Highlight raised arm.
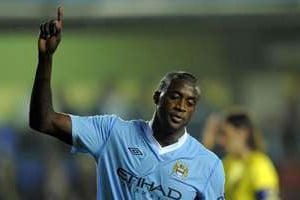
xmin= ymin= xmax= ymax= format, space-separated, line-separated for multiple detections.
xmin=29 ymin=7 xmax=72 ymax=145
xmin=202 ymin=114 xmax=222 ymax=150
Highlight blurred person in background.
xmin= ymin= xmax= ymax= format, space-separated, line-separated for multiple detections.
xmin=203 ymin=111 xmax=280 ymax=200
xmin=0 ymin=127 xmax=20 ymax=199
xmin=29 ymin=7 xmax=225 ymax=199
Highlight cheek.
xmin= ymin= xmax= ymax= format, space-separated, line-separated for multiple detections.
xmin=157 ymin=100 xmax=173 ymax=117
xmin=186 ymin=108 xmax=196 ymax=119
xmin=187 ymin=104 xmax=196 ymax=113
xmin=161 ymin=97 xmax=174 ymax=108
xmin=158 ymin=97 xmax=170 ymax=109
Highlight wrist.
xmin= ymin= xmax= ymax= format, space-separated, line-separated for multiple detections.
xmin=39 ymin=52 xmax=53 ymax=61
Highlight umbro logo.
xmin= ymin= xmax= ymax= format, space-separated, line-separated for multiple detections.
xmin=128 ymin=147 xmax=143 ymax=155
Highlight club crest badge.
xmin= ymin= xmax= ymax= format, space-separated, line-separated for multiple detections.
xmin=171 ymin=160 xmax=189 ymax=179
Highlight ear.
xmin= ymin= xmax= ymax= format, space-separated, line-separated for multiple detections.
xmin=153 ymin=91 xmax=160 ymax=105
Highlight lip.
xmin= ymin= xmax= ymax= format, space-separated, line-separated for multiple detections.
xmin=169 ymin=113 xmax=184 ymax=123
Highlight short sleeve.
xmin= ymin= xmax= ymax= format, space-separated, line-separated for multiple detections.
xmin=203 ymin=159 xmax=225 ymax=200
xmin=70 ymin=114 xmax=117 ymax=158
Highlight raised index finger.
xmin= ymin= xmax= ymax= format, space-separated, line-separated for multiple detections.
xmin=57 ymin=6 xmax=63 ymax=22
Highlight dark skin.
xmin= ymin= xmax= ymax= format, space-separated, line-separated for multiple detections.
xmin=29 ymin=7 xmax=200 ymax=147
xmin=152 ymin=79 xmax=200 ymax=147
xmin=29 ymin=7 xmax=72 ymax=144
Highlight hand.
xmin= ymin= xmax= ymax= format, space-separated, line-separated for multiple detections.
xmin=38 ymin=7 xmax=63 ymax=56
xmin=202 ymin=114 xmax=222 ymax=150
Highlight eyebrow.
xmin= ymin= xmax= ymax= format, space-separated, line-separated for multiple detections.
xmin=169 ymin=91 xmax=198 ymax=100
xmin=187 ymin=96 xmax=197 ymax=100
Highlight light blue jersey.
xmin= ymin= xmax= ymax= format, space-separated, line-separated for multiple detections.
xmin=70 ymin=114 xmax=225 ymax=200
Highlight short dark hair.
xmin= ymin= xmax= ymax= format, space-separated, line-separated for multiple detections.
xmin=225 ymin=112 xmax=263 ymax=151
xmin=157 ymin=71 xmax=201 ymax=96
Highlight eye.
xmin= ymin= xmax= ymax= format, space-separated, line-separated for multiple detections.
xmin=186 ymin=99 xmax=196 ymax=107
xmin=169 ymin=93 xmax=180 ymax=100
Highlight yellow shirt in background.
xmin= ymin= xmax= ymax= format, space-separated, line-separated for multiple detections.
xmin=223 ymin=151 xmax=279 ymax=200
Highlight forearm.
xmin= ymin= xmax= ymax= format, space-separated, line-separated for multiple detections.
xmin=29 ymin=53 xmax=55 ymax=132
xmin=202 ymin=129 xmax=216 ymax=150
xmin=202 ymin=115 xmax=221 ymax=150
xmin=29 ymin=7 xmax=72 ymax=144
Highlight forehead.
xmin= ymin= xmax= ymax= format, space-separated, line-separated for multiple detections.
xmin=166 ymin=79 xmax=198 ymax=97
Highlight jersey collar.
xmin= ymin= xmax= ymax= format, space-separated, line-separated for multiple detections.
xmin=146 ymin=120 xmax=188 ymax=155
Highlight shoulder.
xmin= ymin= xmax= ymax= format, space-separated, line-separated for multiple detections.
xmin=70 ymin=114 xmax=148 ymax=132
xmin=111 ymin=117 xmax=148 ymax=132
xmin=185 ymin=136 xmax=225 ymax=194
xmin=70 ymin=114 xmax=118 ymax=126
xmin=100 ymin=116 xmax=149 ymax=141
xmin=185 ymin=135 xmax=224 ymax=177
xmin=248 ymin=151 xmax=279 ymax=188
xmin=249 ymin=151 xmax=276 ymax=170
xmin=186 ymin=135 xmax=221 ymax=163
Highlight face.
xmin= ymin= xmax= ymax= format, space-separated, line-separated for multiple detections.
xmin=155 ymin=79 xmax=199 ymax=132
xmin=219 ymin=122 xmax=248 ymax=155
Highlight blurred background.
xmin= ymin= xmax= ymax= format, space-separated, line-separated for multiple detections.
xmin=0 ymin=0 xmax=300 ymax=199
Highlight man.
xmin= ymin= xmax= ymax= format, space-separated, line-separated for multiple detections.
xmin=29 ymin=7 xmax=225 ymax=200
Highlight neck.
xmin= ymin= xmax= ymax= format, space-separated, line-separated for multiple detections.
xmin=151 ymin=114 xmax=186 ymax=147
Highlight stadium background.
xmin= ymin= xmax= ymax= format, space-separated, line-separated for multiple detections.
xmin=0 ymin=0 xmax=300 ymax=199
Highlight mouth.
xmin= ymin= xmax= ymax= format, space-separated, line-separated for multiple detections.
xmin=169 ymin=113 xmax=184 ymax=124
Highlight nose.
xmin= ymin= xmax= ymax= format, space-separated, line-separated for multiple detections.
xmin=174 ymin=99 xmax=186 ymax=112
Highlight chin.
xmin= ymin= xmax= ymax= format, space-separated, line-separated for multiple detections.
xmin=167 ymin=121 xmax=186 ymax=132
